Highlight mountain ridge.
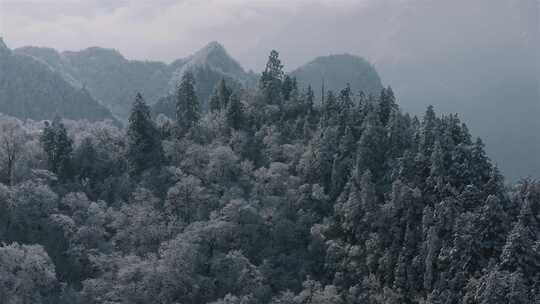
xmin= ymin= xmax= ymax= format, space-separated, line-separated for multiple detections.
xmin=0 ymin=40 xmax=117 ymax=123
xmin=15 ymin=41 xmax=384 ymax=123
xmin=15 ymin=41 xmax=258 ymax=121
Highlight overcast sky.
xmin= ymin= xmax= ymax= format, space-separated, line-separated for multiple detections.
xmin=0 ymin=0 xmax=382 ymax=71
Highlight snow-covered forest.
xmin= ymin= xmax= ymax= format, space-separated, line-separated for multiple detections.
xmin=0 ymin=49 xmax=539 ymax=304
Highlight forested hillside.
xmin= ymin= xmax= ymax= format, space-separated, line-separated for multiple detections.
xmin=0 ymin=50 xmax=538 ymax=304
xmin=0 ymin=39 xmax=116 ymax=122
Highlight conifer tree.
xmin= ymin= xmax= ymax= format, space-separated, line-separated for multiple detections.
xmin=127 ymin=93 xmax=164 ymax=175
xmin=176 ymin=71 xmax=200 ymax=133
xmin=356 ymin=112 xmax=386 ymax=182
xmin=281 ymin=75 xmax=296 ymax=101
xmin=74 ymin=137 xmax=97 ymax=184
xmin=40 ymin=116 xmax=73 ymax=181
xmin=500 ymin=200 xmax=540 ymax=281
xmin=209 ymin=78 xmax=232 ymax=113
xmin=378 ymin=87 xmax=397 ymax=127
xmin=305 ymin=85 xmax=315 ymax=115
xmin=226 ymin=92 xmax=244 ymax=131
xmin=420 ymin=105 xmax=438 ymax=155
xmin=337 ymin=85 xmax=354 ymax=130
xmin=321 ymin=91 xmax=339 ymax=127
xmin=260 ymin=50 xmax=284 ymax=105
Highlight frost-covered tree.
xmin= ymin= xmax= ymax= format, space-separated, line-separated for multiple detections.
xmin=0 ymin=118 xmax=25 ymax=185
xmin=0 ymin=243 xmax=58 ymax=304
xmin=41 ymin=116 xmax=74 ymax=181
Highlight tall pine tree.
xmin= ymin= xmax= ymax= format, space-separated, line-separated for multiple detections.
xmin=40 ymin=116 xmax=73 ymax=181
xmin=176 ymin=71 xmax=200 ymax=134
xmin=226 ymin=92 xmax=244 ymax=131
xmin=260 ymin=50 xmax=284 ymax=105
xmin=127 ymin=93 xmax=164 ymax=175
xmin=209 ymin=78 xmax=232 ymax=113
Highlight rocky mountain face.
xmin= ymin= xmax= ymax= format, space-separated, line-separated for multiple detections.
xmin=0 ymin=38 xmax=116 ymax=122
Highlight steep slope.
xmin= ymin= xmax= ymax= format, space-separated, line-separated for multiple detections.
xmin=17 ymin=46 xmax=171 ymax=120
xmin=151 ymin=42 xmax=257 ymax=118
xmin=152 ymin=64 xmax=247 ymax=119
xmin=0 ymin=39 xmax=116 ymax=122
xmin=158 ymin=42 xmax=257 ymax=114
xmin=291 ymin=54 xmax=383 ymax=99
xmin=169 ymin=41 xmax=256 ymax=90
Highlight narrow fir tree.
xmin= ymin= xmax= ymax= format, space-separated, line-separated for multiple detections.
xmin=127 ymin=93 xmax=164 ymax=175
xmin=176 ymin=71 xmax=200 ymax=133
xmin=40 ymin=116 xmax=73 ymax=181
xmin=378 ymin=87 xmax=397 ymax=127
xmin=226 ymin=92 xmax=244 ymax=131
xmin=260 ymin=50 xmax=284 ymax=105
xmin=209 ymin=78 xmax=232 ymax=113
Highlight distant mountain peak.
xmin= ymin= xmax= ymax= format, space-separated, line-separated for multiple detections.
xmin=291 ymin=54 xmax=383 ymax=99
xmin=191 ymin=41 xmax=233 ymax=65
xmin=169 ymin=41 xmax=249 ymax=90
xmin=205 ymin=41 xmax=225 ymax=51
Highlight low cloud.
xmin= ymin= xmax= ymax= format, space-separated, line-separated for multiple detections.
xmin=0 ymin=0 xmax=372 ymax=69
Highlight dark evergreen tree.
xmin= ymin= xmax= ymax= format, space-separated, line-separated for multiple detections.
xmin=260 ymin=50 xmax=284 ymax=105
xmin=378 ymin=87 xmax=397 ymax=127
xmin=500 ymin=199 xmax=540 ymax=281
xmin=209 ymin=78 xmax=232 ymax=113
xmin=226 ymin=92 xmax=244 ymax=131
xmin=74 ymin=137 xmax=98 ymax=184
xmin=420 ymin=105 xmax=438 ymax=156
xmin=355 ymin=112 xmax=386 ymax=182
xmin=321 ymin=91 xmax=339 ymax=127
xmin=281 ymin=75 xmax=297 ymax=101
xmin=176 ymin=71 xmax=200 ymax=133
xmin=127 ymin=93 xmax=164 ymax=175
xmin=40 ymin=116 xmax=73 ymax=181
xmin=306 ymin=85 xmax=315 ymax=113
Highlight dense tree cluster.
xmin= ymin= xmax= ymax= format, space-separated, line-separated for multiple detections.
xmin=0 ymin=50 xmax=538 ymax=304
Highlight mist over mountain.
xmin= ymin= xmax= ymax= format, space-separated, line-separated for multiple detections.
xmin=16 ymin=42 xmax=257 ymax=121
xmin=153 ymin=51 xmax=382 ymax=119
xmin=0 ymin=38 xmax=115 ymax=122
xmin=370 ymin=0 xmax=540 ymax=180
xmin=16 ymin=46 xmax=173 ymax=121
xmin=290 ymin=54 xmax=383 ymax=98
xmin=151 ymin=42 xmax=258 ymax=119
xmin=241 ymin=0 xmax=539 ymax=180
xmin=168 ymin=41 xmax=257 ymax=90
xmin=18 ymin=41 xmax=383 ymax=124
